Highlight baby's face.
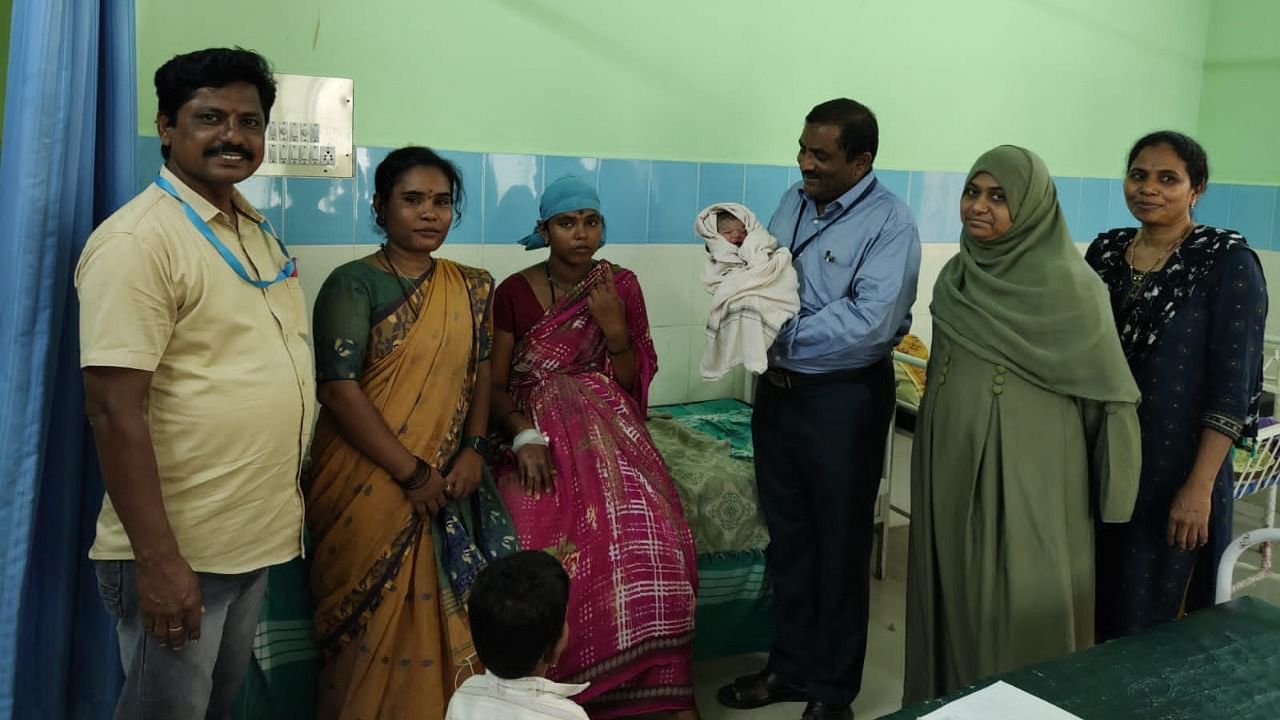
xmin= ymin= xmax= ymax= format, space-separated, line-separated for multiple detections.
xmin=717 ymin=217 xmax=747 ymax=245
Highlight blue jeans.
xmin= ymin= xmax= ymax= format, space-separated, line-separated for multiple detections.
xmin=96 ymin=560 xmax=268 ymax=720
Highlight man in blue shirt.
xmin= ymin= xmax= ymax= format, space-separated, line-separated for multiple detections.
xmin=718 ymin=99 xmax=920 ymax=720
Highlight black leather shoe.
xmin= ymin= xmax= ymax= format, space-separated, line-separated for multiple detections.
xmin=801 ymin=700 xmax=853 ymax=720
xmin=716 ymin=669 xmax=808 ymax=709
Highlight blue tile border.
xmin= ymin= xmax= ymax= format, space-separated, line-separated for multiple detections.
xmin=282 ymin=176 xmax=355 ymax=245
xmin=133 ymin=137 xmax=1280 ymax=250
xmin=438 ymin=150 xmax=484 ymax=245
xmin=648 ymin=161 xmax=699 ymax=244
xmin=1105 ymin=179 xmax=1136 ymax=231
xmin=876 ymin=169 xmax=910 ymax=206
xmin=484 ymin=153 xmax=541 ymax=248
xmin=236 ymin=176 xmax=285 ymax=237
xmin=1053 ymin=177 xmax=1082 ymax=240
xmin=544 ymin=156 xmax=600 ymax=190
xmin=598 ymin=158 xmax=650 ymax=244
xmin=1228 ymin=185 xmax=1277 ymax=252
xmin=697 ymin=163 xmax=746 ymax=209
xmin=910 ymin=171 xmax=966 ymax=244
xmin=1077 ymin=177 xmax=1113 ymax=241
xmin=744 ymin=165 xmax=789 ymax=222
xmin=352 ymin=145 xmax=391 ymax=246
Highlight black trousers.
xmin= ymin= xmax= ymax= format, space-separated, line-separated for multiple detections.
xmin=751 ymin=359 xmax=894 ymax=706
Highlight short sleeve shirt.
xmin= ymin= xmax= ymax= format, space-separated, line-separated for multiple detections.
xmin=75 ymin=166 xmax=315 ymax=573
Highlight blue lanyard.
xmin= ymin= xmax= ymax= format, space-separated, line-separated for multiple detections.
xmin=790 ymin=178 xmax=878 ymax=259
xmin=155 ymin=175 xmax=296 ymax=289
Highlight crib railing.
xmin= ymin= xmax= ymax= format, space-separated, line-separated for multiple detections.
xmin=1262 ymin=334 xmax=1280 ymax=394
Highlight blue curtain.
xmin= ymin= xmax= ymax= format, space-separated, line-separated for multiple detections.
xmin=0 ymin=1 xmax=136 ymax=718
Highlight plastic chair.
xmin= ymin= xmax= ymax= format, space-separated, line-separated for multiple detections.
xmin=1215 ymin=528 xmax=1280 ymax=603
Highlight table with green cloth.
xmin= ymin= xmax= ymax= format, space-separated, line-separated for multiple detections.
xmin=646 ymin=398 xmax=775 ymax=660
xmin=882 ymin=596 xmax=1280 ymax=719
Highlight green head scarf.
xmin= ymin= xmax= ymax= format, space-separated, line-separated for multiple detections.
xmin=931 ymin=145 xmax=1139 ymax=403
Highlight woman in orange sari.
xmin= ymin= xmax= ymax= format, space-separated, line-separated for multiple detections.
xmin=306 ymin=146 xmax=516 ymax=719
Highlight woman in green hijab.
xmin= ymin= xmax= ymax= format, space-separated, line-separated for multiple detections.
xmin=903 ymin=145 xmax=1142 ymax=702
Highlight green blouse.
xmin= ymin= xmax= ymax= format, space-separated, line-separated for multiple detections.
xmin=312 ymin=258 xmax=492 ymax=381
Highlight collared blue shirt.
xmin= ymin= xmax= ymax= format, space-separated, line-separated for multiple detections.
xmin=766 ymin=171 xmax=921 ymax=373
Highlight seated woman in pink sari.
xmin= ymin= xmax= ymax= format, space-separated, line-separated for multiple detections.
xmin=489 ymin=176 xmax=700 ymax=719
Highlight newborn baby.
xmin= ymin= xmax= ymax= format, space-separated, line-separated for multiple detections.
xmin=716 ymin=211 xmax=748 ymax=246
xmin=694 ymin=203 xmax=800 ymax=379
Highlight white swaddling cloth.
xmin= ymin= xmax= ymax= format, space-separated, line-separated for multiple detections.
xmin=696 ymin=203 xmax=800 ymax=379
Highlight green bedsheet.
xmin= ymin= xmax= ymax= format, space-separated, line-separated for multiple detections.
xmin=646 ymin=414 xmax=768 ymax=554
xmin=647 ymin=399 xmax=774 ymax=660
xmin=655 ymin=397 xmax=756 ymax=461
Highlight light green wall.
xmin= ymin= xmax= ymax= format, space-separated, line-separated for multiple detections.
xmin=1199 ymin=0 xmax=1280 ymax=185
xmin=1 ymin=0 xmax=11 ymax=144
xmin=136 ymin=0 xmax=1209 ymax=176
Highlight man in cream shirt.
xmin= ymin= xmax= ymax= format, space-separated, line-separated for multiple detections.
xmin=76 ymin=47 xmax=314 ymax=718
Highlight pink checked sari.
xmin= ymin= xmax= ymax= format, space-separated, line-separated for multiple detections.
xmin=497 ymin=262 xmax=698 ymax=718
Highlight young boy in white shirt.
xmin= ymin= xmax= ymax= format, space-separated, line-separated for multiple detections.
xmin=446 ymin=551 xmax=588 ymax=720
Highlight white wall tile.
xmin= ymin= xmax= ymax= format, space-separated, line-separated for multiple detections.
xmin=618 ymin=245 xmax=699 ymax=328
xmin=909 ymin=310 xmax=934 ymax=349
xmin=912 ymin=243 xmax=957 ymax=315
xmin=649 ymin=325 xmax=691 ymax=406
xmin=686 ymin=250 xmax=716 ymax=326
xmin=594 ymin=245 xmax=645 ymax=267
xmin=595 ymin=245 xmax=647 ymax=282
xmin=433 ymin=244 xmax=484 ymax=268
xmin=684 ymin=325 xmax=745 ymax=402
xmin=902 ymin=244 xmax=956 ymax=349
xmin=687 ymin=282 xmax=715 ymax=329
xmin=294 ymin=245 xmax=358 ymax=323
xmin=739 ymin=372 xmax=758 ymax=404
xmin=481 ymin=244 xmax=539 ymax=286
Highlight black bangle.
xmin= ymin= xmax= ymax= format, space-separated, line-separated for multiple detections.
xmin=396 ymin=457 xmax=432 ymax=490
xmin=607 ymin=339 xmax=633 ymax=356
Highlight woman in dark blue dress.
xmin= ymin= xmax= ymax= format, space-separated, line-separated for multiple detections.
xmin=1086 ymin=130 xmax=1268 ymax=640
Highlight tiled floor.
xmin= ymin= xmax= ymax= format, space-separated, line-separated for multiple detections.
xmin=692 ymin=529 xmax=911 ymax=720
xmin=686 ymin=432 xmax=1280 ymax=720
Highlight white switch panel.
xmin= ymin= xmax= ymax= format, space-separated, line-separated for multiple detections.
xmin=257 ymin=73 xmax=354 ymax=178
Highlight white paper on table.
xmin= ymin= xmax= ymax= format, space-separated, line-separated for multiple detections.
xmin=919 ymin=681 xmax=1083 ymax=719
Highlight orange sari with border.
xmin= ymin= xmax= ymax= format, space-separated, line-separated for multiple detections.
xmin=306 ymin=259 xmax=494 ymax=720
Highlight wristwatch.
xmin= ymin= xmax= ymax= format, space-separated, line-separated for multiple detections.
xmin=461 ymin=435 xmax=492 ymax=456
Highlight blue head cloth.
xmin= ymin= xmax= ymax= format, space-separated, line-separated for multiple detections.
xmin=518 ymin=175 xmax=607 ymax=250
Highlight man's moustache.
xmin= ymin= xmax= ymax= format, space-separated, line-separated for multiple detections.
xmin=205 ymin=145 xmax=252 ymax=159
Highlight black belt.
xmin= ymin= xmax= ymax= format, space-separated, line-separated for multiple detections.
xmin=762 ymin=358 xmax=888 ymax=389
